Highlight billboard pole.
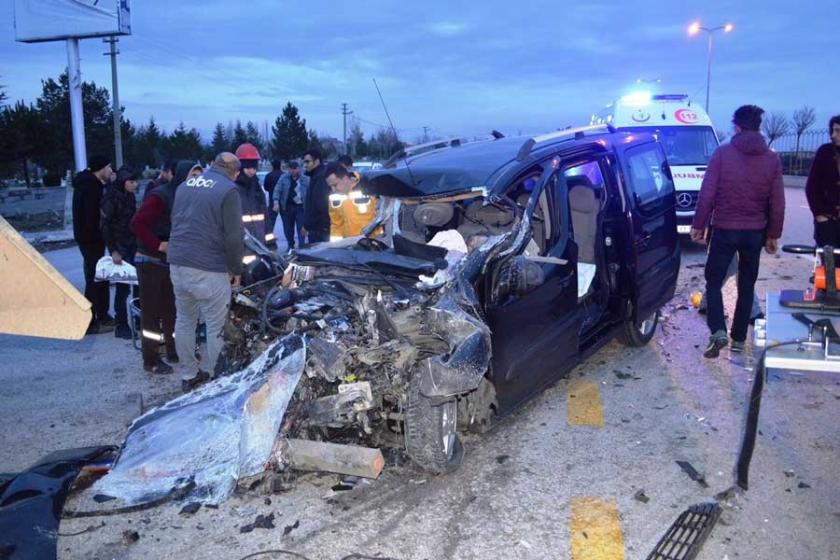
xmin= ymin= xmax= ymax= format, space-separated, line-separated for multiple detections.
xmin=104 ymin=36 xmax=123 ymax=169
xmin=66 ymin=37 xmax=87 ymax=172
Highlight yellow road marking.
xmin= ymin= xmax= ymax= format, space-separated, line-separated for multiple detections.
xmin=570 ymin=497 xmax=625 ymax=560
xmin=567 ymin=380 xmax=604 ymax=427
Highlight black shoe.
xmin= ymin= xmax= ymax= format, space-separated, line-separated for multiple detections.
xmin=85 ymin=321 xmax=101 ymax=335
xmin=144 ymin=361 xmax=174 ymax=375
xmin=181 ymin=370 xmax=210 ymax=392
xmin=166 ymin=353 xmax=180 ymax=364
xmin=97 ymin=319 xmax=116 ymax=333
xmin=704 ymin=331 xmax=729 ymax=359
xmin=114 ymin=325 xmax=132 ymax=339
xmin=730 ymin=339 xmax=746 ymax=353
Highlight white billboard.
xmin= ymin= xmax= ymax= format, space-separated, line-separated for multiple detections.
xmin=14 ymin=0 xmax=131 ymax=43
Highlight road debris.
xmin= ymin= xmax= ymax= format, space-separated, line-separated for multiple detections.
xmin=647 ymin=503 xmax=721 ymax=560
xmin=633 ymin=489 xmax=650 ymax=504
xmin=121 ymin=530 xmax=140 ymax=545
xmin=240 ymin=513 xmax=276 ymax=533
xmin=676 ymin=460 xmax=709 ymax=488
xmin=179 ymin=502 xmax=201 ymax=516
xmin=283 ymin=520 xmax=300 ymax=536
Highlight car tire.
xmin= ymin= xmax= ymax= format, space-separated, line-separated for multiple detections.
xmin=618 ymin=309 xmax=659 ymax=347
xmin=405 ymin=373 xmax=464 ymax=474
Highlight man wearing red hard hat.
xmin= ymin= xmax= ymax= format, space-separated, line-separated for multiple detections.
xmin=234 ymin=143 xmax=271 ymax=245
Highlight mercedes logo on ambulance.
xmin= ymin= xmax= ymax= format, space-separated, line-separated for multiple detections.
xmin=676 ymin=192 xmax=693 ymax=208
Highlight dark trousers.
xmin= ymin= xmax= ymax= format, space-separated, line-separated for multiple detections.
xmin=114 ymin=249 xmax=137 ymax=328
xmin=78 ymin=241 xmax=109 ymax=322
xmin=705 ymin=229 xmax=765 ymax=342
xmin=306 ymin=226 xmax=330 ymax=245
xmin=137 ymin=260 xmax=177 ymax=366
xmin=814 ymin=218 xmax=840 ymax=247
xmin=281 ymin=203 xmax=305 ymax=249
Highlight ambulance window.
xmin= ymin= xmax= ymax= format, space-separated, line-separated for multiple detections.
xmin=623 ymin=143 xmax=674 ymax=206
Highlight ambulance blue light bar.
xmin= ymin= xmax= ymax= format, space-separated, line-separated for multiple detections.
xmin=652 ymin=94 xmax=689 ymax=101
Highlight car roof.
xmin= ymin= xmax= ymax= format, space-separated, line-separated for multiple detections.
xmin=364 ymin=129 xmax=652 ymax=198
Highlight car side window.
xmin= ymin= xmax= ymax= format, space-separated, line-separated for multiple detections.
xmin=623 ymin=143 xmax=674 ymax=207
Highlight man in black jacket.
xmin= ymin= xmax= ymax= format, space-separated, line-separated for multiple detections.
xmin=72 ymin=155 xmax=114 ymax=334
xmin=234 ymin=143 xmax=270 ymax=244
xmin=101 ymin=167 xmax=140 ymax=339
xmin=264 ymin=159 xmax=283 ymax=234
xmin=302 ymin=148 xmax=331 ymax=244
xmin=805 ymin=115 xmax=840 ymax=246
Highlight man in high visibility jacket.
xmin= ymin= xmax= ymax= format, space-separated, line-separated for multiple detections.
xmin=324 ymin=162 xmax=377 ymax=240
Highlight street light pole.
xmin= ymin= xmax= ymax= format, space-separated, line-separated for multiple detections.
xmin=688 ymin=22 xmax=734 ymax=114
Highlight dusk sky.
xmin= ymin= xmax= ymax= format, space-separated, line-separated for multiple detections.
xmin=1 ymin=1 xmax=837 ymax=143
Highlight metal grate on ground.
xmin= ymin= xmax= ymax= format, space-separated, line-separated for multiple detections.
xmin=646 ymin=502 xmax=722 ymax=560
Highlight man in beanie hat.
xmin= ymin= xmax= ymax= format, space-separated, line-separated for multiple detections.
xmin=234 ymin=143 xmax=270 ymax=244
xmin=73 ymin=154 xmax=115 ymax=335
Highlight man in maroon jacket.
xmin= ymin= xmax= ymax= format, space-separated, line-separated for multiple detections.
xmin=690 ymin=105 xmax=785 ymax=358
xmin=805 ymin=115 xmax=840 ymax=246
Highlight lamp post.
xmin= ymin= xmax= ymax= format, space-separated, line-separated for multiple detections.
xmin=688 ymin=21 xmax=734 ymax=113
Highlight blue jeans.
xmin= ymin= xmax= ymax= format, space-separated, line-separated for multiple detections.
xmin=280 ymin=203 xmax=306 ymax=249
xmin=704 ymin=229 xmax=764 ymax=342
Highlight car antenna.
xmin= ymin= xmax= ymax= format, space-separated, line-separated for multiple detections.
xmin=373 ymin=78 xmax=417 ymax=186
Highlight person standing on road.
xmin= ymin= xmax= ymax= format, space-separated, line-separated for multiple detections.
xmin=805 ymin=115 xmax=840 ymax=246
xmin=263 ymin=159 xmax=283 ymax=234
xmin=167 ymin=153 xmax=245 ymax=389
xmin=338 ymin=154 xmax=353 ymax=170
xmin=100 ymin=166 xmax=140 ymax=340
xmin=690 ymin=105 xmax=785 ymax=358
xmin=234 ymin=143 xmax=270 ymax=244
xmin=324 ymin=162 xmax=378 ymax=239
xmin=131 ymin=160 xmax=194 ymax=375
xmin=72 ymin=154 xmax=115 ymax=335
xmin=142 ymin=158 xmax=177 ymax=201
xmin=272 ymin=160 xmax=308 ymax=250
xmin=301 ymin=149 xmax=331 ymax=244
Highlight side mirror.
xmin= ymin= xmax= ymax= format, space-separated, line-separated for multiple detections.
xmin=661 ymin=161 xmax=673 ymax=182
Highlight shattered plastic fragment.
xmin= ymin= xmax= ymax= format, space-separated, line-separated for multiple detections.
xmin=95 ymin=336 xmax=305 ymax=506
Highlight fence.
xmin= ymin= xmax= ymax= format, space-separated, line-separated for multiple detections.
xmin=770 ymin=130 xmax=829 ymax=176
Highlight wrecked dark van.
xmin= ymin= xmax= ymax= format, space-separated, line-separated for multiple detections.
xmin=263 ymin=125 xmax=680 ymax=472
xmin=97 ymin=126 xmax=681 ymax=505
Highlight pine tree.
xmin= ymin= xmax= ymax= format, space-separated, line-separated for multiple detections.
xmin=244 ymin=121 xmax=264 ymax=155
xmin=271 ymin=102 xmax=309 ymax=161
xmin=232 ymin=120 xmax=248 ymax=149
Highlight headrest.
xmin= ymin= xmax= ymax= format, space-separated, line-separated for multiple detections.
xmin=465 ymin=201 xmax=513 ymax=227
xmin=569 ymin=185 xmax=598 ymax=213
xmin=414 ymin=203 xmax=454 ymax=227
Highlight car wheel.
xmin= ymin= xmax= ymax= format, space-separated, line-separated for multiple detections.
xmin=405 ymin=373 xmax=464 ymax=474
xmin=619 ymin=309 xmax=659 ymax=347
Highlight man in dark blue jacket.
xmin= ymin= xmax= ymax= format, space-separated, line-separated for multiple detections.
xmin=301 ymin=148 xmax=331 ymax=244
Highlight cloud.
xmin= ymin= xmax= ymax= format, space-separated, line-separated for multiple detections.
xmin=428 ymin=21 xmax=468 ymax=37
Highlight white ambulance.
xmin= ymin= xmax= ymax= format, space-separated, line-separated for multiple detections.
xmin=591 ymin=93 xmax=719 ymax=234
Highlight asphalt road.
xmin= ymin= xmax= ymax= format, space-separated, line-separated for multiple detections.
xmin=1 ymin=187 xmax=837 ymax=560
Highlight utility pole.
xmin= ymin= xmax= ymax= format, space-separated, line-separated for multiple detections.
xmin=341 ymin=103 xmax=353 ymax=155
xmin=103 ymin=36 xmax=123 ymax=169
xmin=422 ymin=126 xmax=430 ymax=143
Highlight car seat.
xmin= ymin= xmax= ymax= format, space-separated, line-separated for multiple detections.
xmin=569 ymin=177 xmax=600 ymax=298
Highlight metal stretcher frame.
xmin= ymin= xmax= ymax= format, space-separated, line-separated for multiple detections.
xmin=754 ymin=292 xmax=840 ymax=373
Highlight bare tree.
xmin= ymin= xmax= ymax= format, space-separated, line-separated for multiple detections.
xmin=762 ymin=112 xmax=790 ymax=147
xmin=792 ymin=106 xmax=816 ymax=154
